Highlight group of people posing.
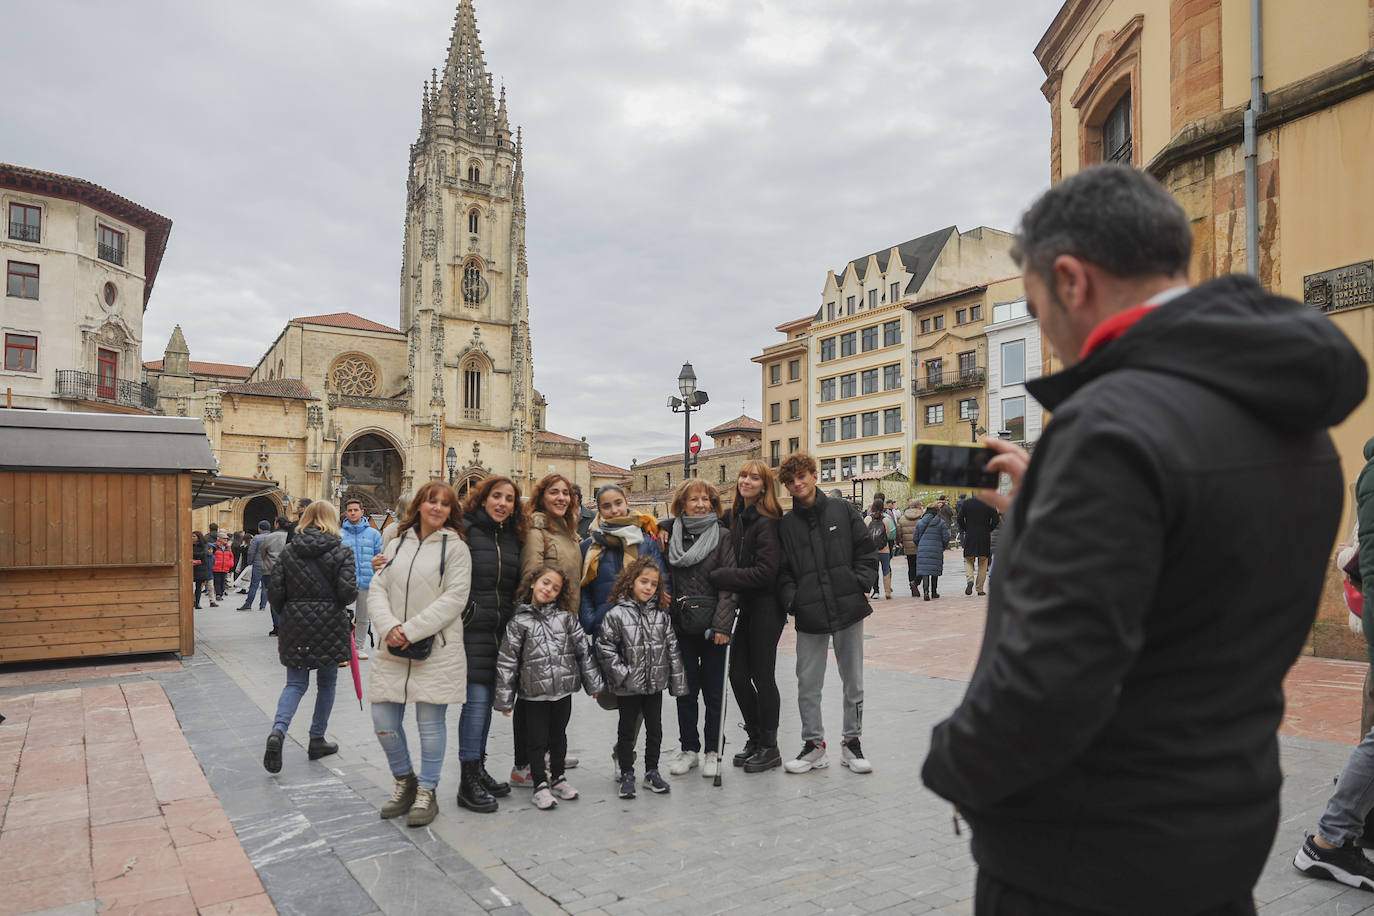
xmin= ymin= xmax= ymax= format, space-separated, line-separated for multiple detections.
xmin=255 ymin=452 xmax=885 ymax=825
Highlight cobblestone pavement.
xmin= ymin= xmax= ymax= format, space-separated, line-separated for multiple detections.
xmin=6 ymin=550 xmax=1373 ymax=914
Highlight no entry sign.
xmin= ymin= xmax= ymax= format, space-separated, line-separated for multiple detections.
xmin=689 ymin=434 xmax=701 ymax=455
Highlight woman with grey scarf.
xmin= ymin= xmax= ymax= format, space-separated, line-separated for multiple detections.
xmin=660 ymin=479 xmax=738 ymax=779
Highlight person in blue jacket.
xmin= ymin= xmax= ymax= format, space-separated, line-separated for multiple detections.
xmin=340 ymin=498 xmax=384 ymax=658
xmin=579 ymin=484 xmax=667 ymax=636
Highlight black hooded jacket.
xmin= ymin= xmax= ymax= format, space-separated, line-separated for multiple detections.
xmin=921 ymin=275 xmax=1367 ymax=914
xmin=777 ymin=490 xmax=877 ymax=635
xmin=268 ymin=527 xmax=357 ymax=669
xmin=461 ymin=508 xmax=522 ymax=685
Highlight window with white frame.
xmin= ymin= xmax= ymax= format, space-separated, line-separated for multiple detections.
xmin=883 ymin=364 xmax=901 ymax=390
xmin=1003 ymin=396 xmax=1027 ymax=440
xmin=820 ymin=378 xmax=835 ymax=401
xmin=840 ymin=374 xmax=856 ymax=398
xmin=862 ymin=453 xmax=879 ymax=472
xmin=840 ymin=415 xmax=856 ymax=440
xmin=925 ymin=404 xmax=944 ymax=425
xmin=861 ymin=412 xmax=878 ymax=437
xmin=861 ymin=368 xmax=877 ymax=395
xmin=820 ymin=418 xmax=836 ymax=442
xmin=820 ymin=458 xmax=836 ymax=481
xmin=1002 ymin=339 xmax=1026 ymax=385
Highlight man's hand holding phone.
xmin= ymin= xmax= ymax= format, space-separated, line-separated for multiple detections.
xmin=979 ymin=438 xmax=1030 ymax=514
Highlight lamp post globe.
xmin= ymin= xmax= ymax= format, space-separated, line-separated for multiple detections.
xmin=969 ymin=399 xmax=980 ymax=443
xmin=445 ymin=446 xmax=458 ymax=485
xmin=678 ymin=362 xmax=697 ymax=400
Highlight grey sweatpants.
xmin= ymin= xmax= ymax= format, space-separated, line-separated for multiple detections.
xmin=795 ymin=619 xmax=865 ymax=743
xmin=1318 ymin=717 xmax=1374 ymax=845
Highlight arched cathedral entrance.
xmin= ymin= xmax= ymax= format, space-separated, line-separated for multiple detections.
xmin=242 ymin=494 xmax=279 ymax=533
xmin=341 ymin=433 xmax=404 ymax=513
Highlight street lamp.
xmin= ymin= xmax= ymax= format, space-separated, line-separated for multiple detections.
xmin=445 ymin=446 xmax=458 ymax=485
xmin=668 ymin=361 xmax=709 ymax=482
xmin=968 ymin=399 xmax=980 ymax=443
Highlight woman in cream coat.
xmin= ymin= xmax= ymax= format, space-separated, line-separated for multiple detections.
xmin=368 ymin=481 xmax=472 ymax=827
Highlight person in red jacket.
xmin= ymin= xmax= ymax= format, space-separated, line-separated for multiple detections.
xmin=212 ymin=532 xmax=235 ymax=603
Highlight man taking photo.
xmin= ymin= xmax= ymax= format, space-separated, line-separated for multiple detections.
xmin=921 ymin=164 xmax=1366 ymax=914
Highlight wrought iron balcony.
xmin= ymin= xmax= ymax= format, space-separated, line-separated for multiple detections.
xmin=55 ymin=370 xmax=157 ymax=410
xmin=8 ymin=221 xmax=39 ymax=242
xmin=98 ymin=242 xmax=124 ymax=266
xmin=912 ymin=366 xmax=986 ymax=395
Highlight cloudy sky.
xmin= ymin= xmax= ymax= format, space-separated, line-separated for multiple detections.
xmin=6 ymin=0 xmax=1061 ymax=469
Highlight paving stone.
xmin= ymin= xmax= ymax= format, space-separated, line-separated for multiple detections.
xmin=346 ymin=849 xmax=487 ymax=915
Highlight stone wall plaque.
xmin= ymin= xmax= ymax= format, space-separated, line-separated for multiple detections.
xmin=1304 ymin=261 xmax=1374 ymax=313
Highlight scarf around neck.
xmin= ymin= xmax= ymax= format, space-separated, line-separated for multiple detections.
xmin=667 ymin=512 xmax=720 ymax=568
xmin=581 ymin=514 xmax=654 ymax=586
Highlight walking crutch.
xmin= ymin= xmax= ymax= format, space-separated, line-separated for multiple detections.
xmin=712 ymin=604 xmax=742 ymax=788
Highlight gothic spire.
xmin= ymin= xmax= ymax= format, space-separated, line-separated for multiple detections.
xmin=495 ymin=84 xmax=509 ymax=133
xmin=441 ymin=0 xmax=496 ymax=136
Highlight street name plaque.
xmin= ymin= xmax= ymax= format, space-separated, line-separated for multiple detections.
xmin=1304 ymin=260 xmax=1374 ymax=313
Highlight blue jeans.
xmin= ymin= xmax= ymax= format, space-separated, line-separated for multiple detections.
xmin=457 ymin=681 xmax=494 ymax=762
xmin=372 ymin=701 xmax=448 ymax=790
xmin=1318 ymin=720 xmax=1374 ymax=845
xmin=244 ymin=567 xmax=266 ymax=608
xmin=272 ymin=666 xmax=338 ymax=739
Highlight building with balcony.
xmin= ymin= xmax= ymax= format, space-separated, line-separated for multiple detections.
xmin=983 ymin=296 xmax=1044 ymax=447
xmin=809 ymin=226 xmax=1017 ymax=485
xmin=908 ymin=276 xmax=1024 ymax=444
xmin=1 ymin=163 xmax=171 ymax=412
xmin=753 ymin=315 xmax=811 ymax=468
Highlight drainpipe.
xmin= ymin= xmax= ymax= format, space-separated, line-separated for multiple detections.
xmin=1244 ymin=0 xmax=1264 ymax=277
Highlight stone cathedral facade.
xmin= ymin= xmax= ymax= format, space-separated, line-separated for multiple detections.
xmin=147 ymin=0 xmax=591 ymax=531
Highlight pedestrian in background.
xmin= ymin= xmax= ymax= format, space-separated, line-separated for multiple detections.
xmin=571 ymin=484 xmax=597 ymax=540
xmin=340 ymin=497 xmax=382 ymax=660
xmin=921 ymin=164 xmax=1365 ymax=914
xmin=191 ymin=531 xmax=212 ymax=609
xmin=711 ymin=460 xmax=785 ymax=773
xmin=660 ymin=479 xmax=737 ymax=780
xmin=896 ymin=499 xmax=926 ymax=597
xmin=368 ymin=481 xmax=472 ymax=828
xmin=956 ymin=496 xmax=998 ymax=597
xmin=866 ymin=497 xmax=895 ymax=600
xmin=911 ymin=503 xmax=950 ymax=601
xmin=596 ymin=556 xmax=688 ymax=799
xmin=512 ymin=473 xmax=585 ymax=788
xmin=260 ymin=516 xmax=289 ymax=636
xmin=455 ymin=476 xmax=525 ymax=813
xmin=239 ymin=521 xmax=272 ymax=611
xmin=263 ymin=501 xmax=356 ymax=774
xmin=212 ymin=533 xmax=234 ymax=602
xmin=776 ymin=452 xmax=875 ymax=775
xmin=494 ymin=566 xmax=603 ymax=810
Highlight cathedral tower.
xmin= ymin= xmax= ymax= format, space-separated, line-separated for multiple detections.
xmin=401 ymin=0 xmax=536 ymax=487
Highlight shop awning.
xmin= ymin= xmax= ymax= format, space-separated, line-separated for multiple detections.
xmin=190 ymin=472 xmax=278 ymax=509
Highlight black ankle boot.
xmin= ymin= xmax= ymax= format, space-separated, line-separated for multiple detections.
xmin=456 ymin=759 xmax=498 ymax=813
xmin=263 ymin=729 xmax=284 ymax=773
xmin=744 ymin=730 xmax=782 ymax=773
xmin=478 ymin=754 xmax=510 ymax=797
xmin=307 ymin=736 xmax=338 ymax=760
xmin=733 ymin=736 xmax=760 ymax=768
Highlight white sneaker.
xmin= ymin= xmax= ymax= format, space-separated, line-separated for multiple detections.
xmin=841 ymin=738 xmax=872 ymax=774
xmin=701 ymin=751 xmax=720 ymax=778
xmin=668 ymin=750 xmax=699 ymax=776
xmin=783 ymin=740 xmax=828 ymax=774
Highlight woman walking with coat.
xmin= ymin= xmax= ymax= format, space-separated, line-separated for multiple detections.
xmin=368 ymin=482 xmax=472 ymax=827
xmin=661 ymin=479 xmax=738 ymax=780
xmin=709 ymin=460 xmax=785 ymax=772
xmin=456 ymin=476 xmax=526 ymax=813
xmin=912 ymin=503 xmax=951 ymax=600
xmin=191 ymin=531 xmax=213 ymax=609
xmin=263 ymin=501 xmax=357 ymax=773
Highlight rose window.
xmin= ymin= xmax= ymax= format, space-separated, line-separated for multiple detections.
xmin=332 ymin=356 xmax=378 ymax=396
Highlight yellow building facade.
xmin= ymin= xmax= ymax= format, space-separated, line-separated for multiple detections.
xmin=1036 ymin=0 xmax=1374 ymax=654
xmin=754 ymin=315 xmax=812 ymax=469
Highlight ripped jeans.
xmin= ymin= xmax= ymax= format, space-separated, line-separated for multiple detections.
xmin=371 ymin=701 xmax=448 ymax=790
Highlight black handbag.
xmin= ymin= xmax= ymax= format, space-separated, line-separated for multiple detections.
xmin=674 ymin=595 xmax=716 ymax=637
xmin=383 ymin=530 xmax=445 ymax=661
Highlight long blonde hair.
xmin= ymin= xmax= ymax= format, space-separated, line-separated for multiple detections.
xmin=732 ymin=459 xmax=782 ymax=519
xmin=298 ymin=500 xmax=341 ymax=536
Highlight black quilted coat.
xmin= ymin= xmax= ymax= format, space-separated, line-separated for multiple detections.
xmin=493 ymin=602 xmax=604 ymax=710
xmin=268 ymin=527 xmax=357 ymax=669
xmin=461 ymin=509 xmax=523 ymax=685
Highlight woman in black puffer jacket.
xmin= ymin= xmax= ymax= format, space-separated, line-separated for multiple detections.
xmin=710 ymin=460 xmax=785 ymax=772
xmin=263 ymin=502 xmax=357 ymax=774
xmin=456 ymin=476 xmax=525 ymax=812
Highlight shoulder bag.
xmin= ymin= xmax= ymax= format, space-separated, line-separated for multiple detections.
xmin=673 ymin=595 xmax=716 ymax=637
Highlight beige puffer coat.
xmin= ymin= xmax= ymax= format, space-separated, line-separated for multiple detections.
xmin=595 ymin=599 xmax=688 ymax=697
xmin=896 ymin=507 xmax=925 ymax=557
xmin=493 ymin=602 xmax=604 ymax=711
xmin=520 ymin=512 xmax=584 ymax=614
xmin=367 ymin=526 xmax=472 ymax=706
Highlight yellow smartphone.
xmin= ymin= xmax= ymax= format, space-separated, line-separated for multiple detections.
xmin=911 ymin=440 xmax=999 ymax=490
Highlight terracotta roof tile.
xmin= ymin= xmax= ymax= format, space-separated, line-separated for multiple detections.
xmin=144 ymin=359 xmax=253 ymax=378
xmin=534 ymin=429 xmax=583 ymax=445
xmin=632 ymin=441 xmax=760 ymax=471
xmin=705 ymin=415 xmax=763 ymax=436
xmin=589 ymin=459 xmax=631 ymax=476
xmin=222 ymin=378 xmax=317 ymax=400
xmin=290 ymin=312 xmax=401 ymax=334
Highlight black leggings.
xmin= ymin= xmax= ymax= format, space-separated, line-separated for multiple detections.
xmin=616 ymin=692 xmax=663 ymax=773
xmin=520 ymin=696 xmax=571 ymax=787
xmin=728 ymin=607 xmax=785 ymax=736
xmin=512 ymin=701 xmax=528 ymax=768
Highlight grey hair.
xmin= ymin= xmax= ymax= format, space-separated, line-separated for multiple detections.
xmin=1011 ymin=165 xmax=1192 ymax=286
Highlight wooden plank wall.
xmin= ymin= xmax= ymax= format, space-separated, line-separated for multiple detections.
xmin=0 ymin=471 xmax=189 ymax=663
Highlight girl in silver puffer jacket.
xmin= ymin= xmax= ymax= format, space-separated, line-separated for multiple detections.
xmin=495 ymin=566 xmax=603 ymax=809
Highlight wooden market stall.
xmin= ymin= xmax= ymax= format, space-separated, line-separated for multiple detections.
xmin=0 ymin=409 xmax=260 ymax=664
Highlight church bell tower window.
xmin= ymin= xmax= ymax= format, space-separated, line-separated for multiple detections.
xmin=467 ymin=161 xmax=481 ymax=182
xmin=462 ymin=261 xmax=487 ymax=306
xmin=462 ymin=365 xmax=484 ymax=421
xmin=468 ymin=209 xmax=480 ymax=234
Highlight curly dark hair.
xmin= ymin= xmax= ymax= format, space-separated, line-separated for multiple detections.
xmin=608 ymin=555 xmax=668 ymax=610
xmin=515 ymin=564 xmax=576 ymax=614
xmin=459 ymin=476 xmax=529 ymax=541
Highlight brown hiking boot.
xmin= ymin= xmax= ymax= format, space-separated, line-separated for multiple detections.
xmin=380 ymin=773 xmax=418 ymax=819
xmin=407 ymin=787 xmax=438 ymax=827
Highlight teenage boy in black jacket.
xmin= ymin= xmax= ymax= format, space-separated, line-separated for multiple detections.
xmin=920 ymin=165 xmax=1366 ymax=915
xmin=776 ymin=452 xmax=877 ymax=775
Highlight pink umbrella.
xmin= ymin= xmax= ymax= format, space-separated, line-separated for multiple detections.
xmin=349 ymin=625 xmax=364 ymax=710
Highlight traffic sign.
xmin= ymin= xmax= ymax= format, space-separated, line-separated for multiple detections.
xmin=688 ymin=434 xmax=701 ymax=455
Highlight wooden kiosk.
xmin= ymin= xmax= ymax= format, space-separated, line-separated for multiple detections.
xmin=0 ymin=410 xmax=234 ymax=663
